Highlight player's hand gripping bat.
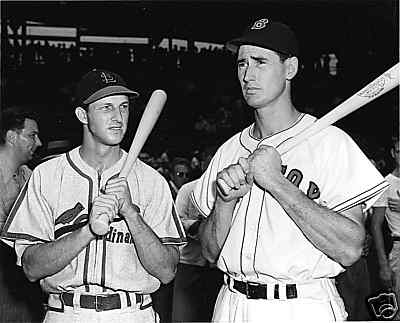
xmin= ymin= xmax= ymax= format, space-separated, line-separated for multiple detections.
xmin=221 ymin=63 xmax=399 ymax=193
xmin=90 ymin=90 xmax=167 ymax=236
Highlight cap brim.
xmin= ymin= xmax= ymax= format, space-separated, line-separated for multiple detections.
xmin=83 ymin=85 xmax=139 ymax=105
xmin=226 ymin=34 xmax=297 ymax=56
xmin=226 ymin=36 xmax=281 ymax=54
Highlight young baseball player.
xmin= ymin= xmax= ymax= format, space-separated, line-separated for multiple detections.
xmin=1 ymin=69 xmax=186 ymax=323
xmin=191 ymin=18 xmax=388 ymax=321
xmin=371 ymin=137 xmax=400 ymax=320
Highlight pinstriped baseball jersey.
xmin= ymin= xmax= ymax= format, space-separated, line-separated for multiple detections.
xmin=192 ymin=113 xmax=388 ymax=283
xmin=1 ymin=147 xmax=186 ymax=294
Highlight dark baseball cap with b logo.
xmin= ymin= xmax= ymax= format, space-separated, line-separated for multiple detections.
xmin=226 ymin=18 xmax=299 ymax=57
xmin=74 ymin=69 xmax=139 ymax=107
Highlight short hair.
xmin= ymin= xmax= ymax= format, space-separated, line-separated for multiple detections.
xmin=0 ymin=107 xmax=39 ymax=145
xmin=171 ymin=157 xmax=191 ymax=170
xmin=276 ymin=51 xmax=293 ymax=63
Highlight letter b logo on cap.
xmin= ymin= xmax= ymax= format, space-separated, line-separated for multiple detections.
xmin=251 ymin=18 xmax=269 ymax=30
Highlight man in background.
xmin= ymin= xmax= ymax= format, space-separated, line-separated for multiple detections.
xmin=152 ymin=157 xmax=192 ymax=322
xmin=172 ymin=146 xmax=223 ymax=322
xmin=0 ymin=106 xmax=44 ymax=322
xmin=371 ymin=137 xmax=400 ymax=320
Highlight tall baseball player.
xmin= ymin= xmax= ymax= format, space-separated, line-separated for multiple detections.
xmin=1 ymin=69 xmax=186 ymax=323
xmin=192 ymin=18 xmax=388 ymax=321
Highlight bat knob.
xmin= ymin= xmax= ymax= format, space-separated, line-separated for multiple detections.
xmin=90 ymin=215 xmax=110 ymax=236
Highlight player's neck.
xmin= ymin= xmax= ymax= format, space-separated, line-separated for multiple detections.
xmin=0 ymin=146 xmax=23 ymax=181
xmin=79 ymin=144 xmax=122 ymax=173
xmin=253 ymin=106 xmax=301 ymax=139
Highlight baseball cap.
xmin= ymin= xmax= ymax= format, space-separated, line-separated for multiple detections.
xmin=74 ymin=69 xmax=139 ymax=107
xmin=226 ymin=18 xmax=299 ymax=57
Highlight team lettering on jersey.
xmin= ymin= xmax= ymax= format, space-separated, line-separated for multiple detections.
xmin=281 ymin=164 xmax=321 ymax=200
xmin=54 ymin=202 xmax=127 ymax=239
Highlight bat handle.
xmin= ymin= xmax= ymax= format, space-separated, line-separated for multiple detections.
xmin=90 ymin=215 xmax=110 ymax=236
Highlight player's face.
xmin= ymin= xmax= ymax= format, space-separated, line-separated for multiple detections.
xmin=86 ymin=95 xmax=130 ymax=146
xmin=237 ymin=45 xmax=288 ymax=109
xmin=14 ymin=118 xmax=42 ymax=163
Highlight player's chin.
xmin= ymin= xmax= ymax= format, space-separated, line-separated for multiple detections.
xmin=103 ymin=134 xmax=124 ymax=146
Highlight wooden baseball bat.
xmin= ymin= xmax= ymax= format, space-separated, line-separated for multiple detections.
xmin=277 ymin=62 xmax=399 ymax=155
xmin=91 ymin=89 xmax=167 ymax=235
xmin=119 ymin=89 xmax=167 ymax=177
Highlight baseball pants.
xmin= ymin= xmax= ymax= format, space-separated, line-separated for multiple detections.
xmin=212 ymin=276 xmax=347 ymax=322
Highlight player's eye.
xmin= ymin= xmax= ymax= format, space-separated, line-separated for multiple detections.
xmin=255 ymin=58 xmax=267 ymax=66
xmin=100 ymin=105 xmax=113 ymax=111
xmin=237 ymin=59 xmax=248 ymax=69
xmin=120 ymin=103 xmax=129 ymax=111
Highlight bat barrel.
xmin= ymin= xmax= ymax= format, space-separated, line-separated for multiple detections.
xmin=277 ymin=62 xmax=399 ymax=155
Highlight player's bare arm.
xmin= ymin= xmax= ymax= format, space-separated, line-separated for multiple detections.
xmin=105 ymin=177 xmax=179 ymax=283
xmin=247 ymin=145 xmax=365 ymax=266
xmin=199 ymin=161 xmax=252 ymax=263
xmin=388 ymin=191 xmax=400 ymax=212
xmin=22 ymin=194 xmax=119 ymax=282
xmin=371 ymin=206 xmax=394 ymax=289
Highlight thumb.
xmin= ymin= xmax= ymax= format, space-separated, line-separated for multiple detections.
xmin=238 ymin=157 xmax=253 ymax=185
xmin=238 ymin=157 xmax=250 ymax=173
xmin=245 ymin=172 xmax=254 ymax=186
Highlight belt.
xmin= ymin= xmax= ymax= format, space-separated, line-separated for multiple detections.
xmin=61 ymin=292 xmax=142 ymax=312
xmin=228 ymin=277 xmax=298 ymax=300
xmin=393 ymin=237 xmax=400 ymax=242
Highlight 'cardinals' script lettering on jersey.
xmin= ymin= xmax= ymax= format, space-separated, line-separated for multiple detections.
xmin=1 ymin=147 xmax=186 ymax=294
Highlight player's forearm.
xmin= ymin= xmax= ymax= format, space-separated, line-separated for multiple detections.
xmin=269 ymin=176 xmax=364 ymax=266
xmin=371 ymin=213 xmax=389 ymax=267
xmin=22 ymin=224 xmax=95 ymax=282
xmin=125 ymin=213 xmax=179 ymax=284
xmin=199 ymin=197 xmax=236 ymax=263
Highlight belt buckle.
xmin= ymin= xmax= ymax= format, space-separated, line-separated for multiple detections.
xmin=94 ymin=295 xmax=105 ymax=312
xmin=245 ymin=282 xmax=259 ymax=299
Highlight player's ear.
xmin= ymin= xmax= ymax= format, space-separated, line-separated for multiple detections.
xmin=285 ymin=56 xmax=298 ymax=80
xmin=5 ymin=129 xmax=17 ymax=146
xmin=75 ymin=107 xmax=88 ymax=125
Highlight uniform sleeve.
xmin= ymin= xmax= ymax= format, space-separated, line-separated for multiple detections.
xmin=318 ymin=128 xmax=388 ymax=213
xmin=191 ymin=149 xmax=221 ymax=217
xmin=176 ymin=181 xmax=200 ymax=232
xmin=1 ymin=168 xmax=54 ymax=264
xmin=373 ymin=181 xmax=389 ymax=207
xmin=143 ymin=174 xmax=186 ymax=245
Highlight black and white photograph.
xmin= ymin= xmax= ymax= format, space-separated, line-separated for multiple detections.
xmin=0 ymin=1 xmax=398 ymax=322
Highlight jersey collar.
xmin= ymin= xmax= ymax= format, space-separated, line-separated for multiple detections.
xmin=239 ymin=113 xmax=316 ymax=153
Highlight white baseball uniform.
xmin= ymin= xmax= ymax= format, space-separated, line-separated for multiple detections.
xmin=1 ymin=147 xmax=186 ymax=322
xmin=192 ymin=113 xmax=387 ymax=322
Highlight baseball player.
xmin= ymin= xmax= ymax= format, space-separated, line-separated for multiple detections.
xmin=1 ymin=69 xmax=186 ymax=323
xmin=192 ymin=18 xmax=388 ymax=321
xmin=371 ymin=137 xmax=400 ymax=320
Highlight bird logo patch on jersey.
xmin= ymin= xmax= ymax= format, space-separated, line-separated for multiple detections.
xmin=251 ymin=18 xmax=269 ymax=30
xmin=55 ymin=202 xmax=88 ymax=239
